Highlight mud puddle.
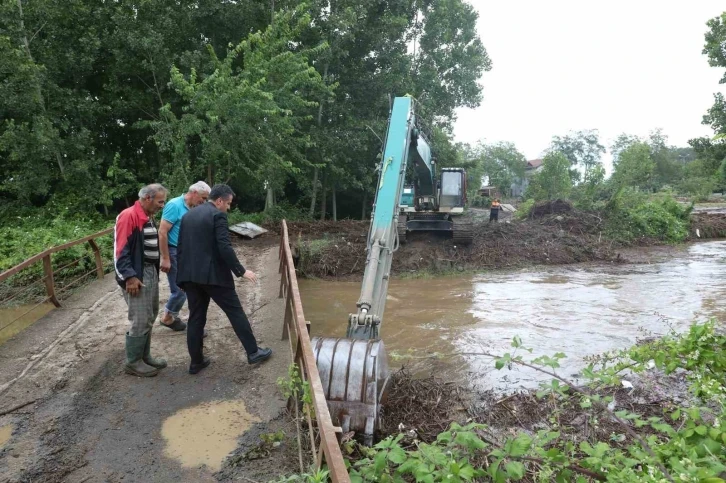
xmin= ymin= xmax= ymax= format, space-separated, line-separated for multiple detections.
xmin=161 ymin=400 xmax=260 ymax=471
xmin=300 ymin=240 xmax=726 ymax=389
xmin=0 ymin=424 xmax=12 ymax=450
xmin=0 ymin=302 xmax=54 ymax=345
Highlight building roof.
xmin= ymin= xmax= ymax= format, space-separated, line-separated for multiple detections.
xmin=527 ymin=159 xmax=543 ymax=169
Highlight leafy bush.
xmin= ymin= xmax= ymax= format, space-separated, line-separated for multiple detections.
xmin=678 ymin=175 xmax=718 ymax=202
xmin=341 ymin=321 xmax=726 ymax=482
xmin=0 ymin=214 xmax=113 ymax=301
xmin=605 ymin=189 xmax=692 ymax=243
xmin=469 ymin=194 xmax=491 ymax=208
xmin=514 ymin=199 xmax=534 ymax=220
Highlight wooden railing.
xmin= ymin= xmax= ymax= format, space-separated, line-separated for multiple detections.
xmin=0 ymin=227 xmax=114 ymax=334
xmin=279 ymin=220 xmax=349 ymax=482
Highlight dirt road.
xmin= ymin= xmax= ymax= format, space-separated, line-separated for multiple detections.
xmin=0 ymin=238 xmax=295 ymax=482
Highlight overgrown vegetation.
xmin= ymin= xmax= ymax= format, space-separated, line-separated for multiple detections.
xmin=604 ymin=190 xmax=693 ymax=244
xmin=0 ymin=212 xmax=113 ymax=303
xmin=338 ymin=321 xmax=726 ymax=482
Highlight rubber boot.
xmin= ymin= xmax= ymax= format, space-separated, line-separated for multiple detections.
xmin=125 ymin=333 xmax=159 ymax=377
xmin=143 ymin=329 xmax=167 ymax=369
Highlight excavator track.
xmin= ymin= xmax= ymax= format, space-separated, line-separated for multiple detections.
xmin=397 ymin=216 xmax=408 ymax=244
xmin=451 ymin=217 xmax=473 ymax=246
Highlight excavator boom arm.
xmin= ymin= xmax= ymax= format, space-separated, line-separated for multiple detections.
xmin=347 ymin=96 xmax=432 ymax=339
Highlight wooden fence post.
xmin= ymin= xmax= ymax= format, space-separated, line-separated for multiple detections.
xmin=88 ymin=239 xmax=104 ymax=280
xmin=42 ymin=255 xmax=61 ymax=307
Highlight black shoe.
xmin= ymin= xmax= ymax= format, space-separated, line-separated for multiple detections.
xmin=247 ymin=348 xmax=272 ymax=365
xmin=162 ymin=317 xmax=187 ymax=331
xmin=189 ymin=357 xmax=211 ymax=374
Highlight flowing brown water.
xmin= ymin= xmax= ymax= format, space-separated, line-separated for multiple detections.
xmin=300 ymin=241 xmax=726 ymax=389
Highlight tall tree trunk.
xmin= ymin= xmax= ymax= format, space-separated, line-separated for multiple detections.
xmin=207 ymin=164 xmax=214 ymax=185
xmin=264 ymin=183 xmax=275 ymax=212
xmin=308 ymin=61 xmax=329 ymax=218
xmin=308 ymin=167 xmax=318 ymax=218
xmin=361 ymin=191 xmax=367 ymax=220
xmin=332 ymin=183 xmax=337 ymax=221
xmin=16 ymin=0 xmax=65 ymax=177
xmin=319 ymin=171 xmax=327 ymax=220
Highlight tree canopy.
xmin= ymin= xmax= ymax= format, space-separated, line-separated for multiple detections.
xmin=0 ymin=0 xmax=491 ymax=220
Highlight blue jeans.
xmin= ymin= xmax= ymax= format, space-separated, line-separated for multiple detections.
xmin=164 ymin=246 xmax=187 ymax=317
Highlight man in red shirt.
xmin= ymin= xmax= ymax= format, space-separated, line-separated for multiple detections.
xmin=114 ymin=183 xmax=168 ymax=377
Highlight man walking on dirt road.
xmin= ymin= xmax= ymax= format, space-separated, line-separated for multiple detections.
xmin=114 ymin=183 xmax=169 ymax=377
xmin=158 ymin=180 xmax=211 ymax=332
xmin=176 ymin=184 xmax=272 ymax=374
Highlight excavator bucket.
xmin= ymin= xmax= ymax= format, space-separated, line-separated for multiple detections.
xmin=311 ymin=337 xmax=390 ymax=445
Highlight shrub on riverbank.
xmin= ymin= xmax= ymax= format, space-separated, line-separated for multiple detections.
xmin=604 ymin=189 xmax=692 ymax=243
xmin=338 ymin=321 xmax=726 ymax=482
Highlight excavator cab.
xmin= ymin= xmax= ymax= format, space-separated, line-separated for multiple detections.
xmin=400 ymin=185 xmax=415 ymax=211
xmin=439 ymin=168 xmax=467 ymax=209
xmin=399 ymin=165 xmax=473 ymax=245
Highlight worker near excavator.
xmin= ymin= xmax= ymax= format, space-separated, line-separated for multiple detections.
xmin=114 ymin=183 xmax=169 ymax=377
xmin=489 ymin=198 xmax=502 ymax=223
xmin=158 ymin=180 xmax=211 ymax=332
xmin=176 ymin=184 xmax=272 ymax=374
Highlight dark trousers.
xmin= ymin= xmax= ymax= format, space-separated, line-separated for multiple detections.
xmin=489 ymin=209 xmax=499 ymax=222
xmin=184 ymin=282 xmax=259 ymax=364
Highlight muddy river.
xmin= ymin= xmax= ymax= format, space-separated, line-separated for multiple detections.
xmin=300 ymin=240 xmax=726 ymax=389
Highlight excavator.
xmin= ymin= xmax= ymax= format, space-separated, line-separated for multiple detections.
xmin=311 ymin=96 xmax=472 ymax=444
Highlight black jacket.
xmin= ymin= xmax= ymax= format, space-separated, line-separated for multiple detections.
xmin=176 ymin=202 xmax=246 ymax=288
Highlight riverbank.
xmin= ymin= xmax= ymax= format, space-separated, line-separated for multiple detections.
xmin=344 ymin=320 xmax=725 ymax=482
xmin=284 ymin=207 xmax=723 ymax=279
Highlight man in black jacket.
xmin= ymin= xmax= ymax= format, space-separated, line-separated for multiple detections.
xmin=176 ymin=184 xmax=272 ymax=374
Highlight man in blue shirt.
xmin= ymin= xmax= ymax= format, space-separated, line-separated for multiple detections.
xmin=158 ymin=181 xmax=211 ymax=330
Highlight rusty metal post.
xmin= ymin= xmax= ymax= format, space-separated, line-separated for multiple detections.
xmin=88 ymin=239 xmax=104 ymax=280
xmin=42 ymin=255 xmax=61 ymax=307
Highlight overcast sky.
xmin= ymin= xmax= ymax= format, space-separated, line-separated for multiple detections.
xmin=453 ymin=1 xmax=726 ymax=172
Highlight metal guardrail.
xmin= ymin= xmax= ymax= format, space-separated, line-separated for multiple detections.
xmin=278 ymin=220 xmax=350 ymax=482
xmin=0 ymin=227 xmax=114 ymax=334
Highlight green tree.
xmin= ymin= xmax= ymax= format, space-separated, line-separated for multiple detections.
xmin=410 ymin=0 xmax=492 ymax=126
xmin=610 ymin=133 xmax=641 ymax=167
xmin=526 ymin=152 xmax=572 ymax=201
xmin=149 ymin=8 xmax=333 ymax=196
xmin=550 ymin=129 xmax=605 ymax=182
xmin=476 ymin=142 xmax=526 ymax=197
xmin=612 ymin=142 xmax=655 ymax=191
xmin=703 ymin=12 xmax=726 ymax=135
xmin=648 ymin=129 xmax=683 ymax=187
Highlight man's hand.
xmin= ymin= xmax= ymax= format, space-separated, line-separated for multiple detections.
xmin=242 ymin=270 xmax=258 ymax=284
xmin=160 ymin=257 xmax=171 ymax=273
xmin=125 ymin=277 xmax=143 ymax=296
